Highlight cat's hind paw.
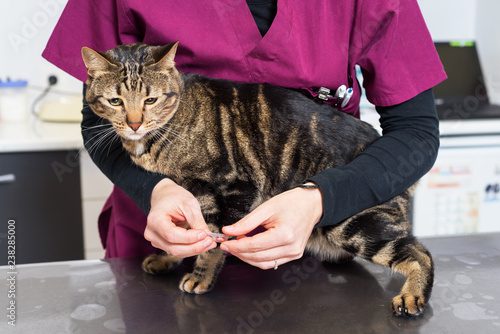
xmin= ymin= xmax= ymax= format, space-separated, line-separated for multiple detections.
xmin=392 ymin=293 xmax=426 ymax=317
xmin=142 ymin=253 xmax=182 ymax=275
xmin=179 ymin=273 xmax=214 ymax=294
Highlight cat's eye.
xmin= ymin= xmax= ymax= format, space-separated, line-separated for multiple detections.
xmin=108 ymin=98 xmax=123 ymax=106
xmin=144 ymin=98 xmax=158 ymax=105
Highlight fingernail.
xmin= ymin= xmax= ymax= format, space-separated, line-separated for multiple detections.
xmin=204 ymin=238 xmax=213 ymax=248
xmin=198 ymin=232 xmax=206 ymax=240
xmin=220 ymin=244 xmax=228 ymax=251
xmin=224 ymin=226 xmax=234 ymax=232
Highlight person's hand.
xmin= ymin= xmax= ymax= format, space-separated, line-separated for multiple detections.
xmin=220 ymin=184 xmax=323 ymax=269
xmin=144 ymin=178 xmax=216 ymax=257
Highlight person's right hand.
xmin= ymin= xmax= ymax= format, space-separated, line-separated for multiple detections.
xmin=144 ymin=178 xmax=216 ymax=257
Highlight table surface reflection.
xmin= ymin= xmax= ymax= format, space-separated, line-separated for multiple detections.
xmin=1 ymin=233 xmax=500 ymax=333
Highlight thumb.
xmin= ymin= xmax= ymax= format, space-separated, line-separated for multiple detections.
xmin=223 ymin=205 xmax=271 ymax=236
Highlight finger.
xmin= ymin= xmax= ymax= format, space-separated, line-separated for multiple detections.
xmin=147 ymin=228 xmax=216 ymax=258
xmin=221 ymin=227 xmax=282 ymax=254
xmin=148 ymin=204 xmax=208 ymax=244
xmin=222 ymin=205 xmax=271 ymax=236
xmin=166 ymin=238 xmax=217 ymax=258
xmin=228 ymin=247 xmax=281 ymax=264
xmin=231 ymin=253 xmax=298 ymax=270
xmin=162 ymin=225 xmax=209 ymax=245
xmin=225 ymin=236 xmax=302 ymax=263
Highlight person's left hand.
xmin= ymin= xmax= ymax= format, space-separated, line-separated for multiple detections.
xmin=220 ymin=184 xmax=323 ymax=269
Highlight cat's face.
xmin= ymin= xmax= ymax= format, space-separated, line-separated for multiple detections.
xmin=82 ymin=43 xmax=183 ymax=141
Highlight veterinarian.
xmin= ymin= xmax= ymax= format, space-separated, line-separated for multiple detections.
xmin=43 ymin=0 xmax=446 ymax=269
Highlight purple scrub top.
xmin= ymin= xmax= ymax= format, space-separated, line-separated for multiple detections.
xmin=43 ymin=0 xmax=446 ymax=258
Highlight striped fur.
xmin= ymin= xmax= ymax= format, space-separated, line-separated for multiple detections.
xmin=82 ymin=43 xmax=434 ymax=317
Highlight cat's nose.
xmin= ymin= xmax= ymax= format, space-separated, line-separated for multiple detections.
xmin=128 ymin=121 xmax=142 ymax=131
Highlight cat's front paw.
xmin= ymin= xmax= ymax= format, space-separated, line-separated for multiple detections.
xmin=142 ymin=253 xmax=182 ymax=275
xmin=179 ymin=273 xmax=214 ymax=294
xmin=392 ymin=293 xmax=426 ymax=317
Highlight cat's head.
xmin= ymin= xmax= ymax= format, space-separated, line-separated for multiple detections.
xmin=81 ymin=42 xmax=183 ymax=141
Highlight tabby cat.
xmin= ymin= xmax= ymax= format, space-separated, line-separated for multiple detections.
xmin=82 ymin=42 xmax=434 ymax=317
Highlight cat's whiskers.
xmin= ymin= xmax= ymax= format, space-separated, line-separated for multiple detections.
xmin=161 ymin=122 xmax=202 ymax=133
xmin=81 ymin=123 xmax=114 ymax=132
xmin=162 ymin=125 xmax=189 ymax=143
xmin=83 ymin=125 xmax=121 ymax=156
xmin=80 ymin=123 xmax=113 ymax=151
xmin=151 ymin=128 xmax=174 ymax=152
xmin=86 ymin=127 xmax=117 ymax=154
xmin=149 ymin=120 xmax=191 ymax=144
xmin=178 ymin=98 xmax=194 ymax=113
xmin=80 ymin=121 xmax=120 ymax=154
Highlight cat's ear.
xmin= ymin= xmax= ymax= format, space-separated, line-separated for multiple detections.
xmin=149 ymin=42 xmax=179 ymax=71
xmin=81 ymin=47 xmax=117 ymax=77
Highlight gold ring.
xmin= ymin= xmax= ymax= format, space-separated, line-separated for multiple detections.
xmin=274 ymin=259 xmax=278 ymax=270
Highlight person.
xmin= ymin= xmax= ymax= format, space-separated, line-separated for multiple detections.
xmin=43 ymin=0 xmax=446 ymax=270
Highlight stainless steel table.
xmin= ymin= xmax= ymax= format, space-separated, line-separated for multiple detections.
xmin=2 ymin=233 xmax=500 ymax=333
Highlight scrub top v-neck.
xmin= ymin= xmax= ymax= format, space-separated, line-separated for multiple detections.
xmin=246 ymin=0 xmax=278 ymax=36
xmin=218 ymin=0 xmax=293 ymax=72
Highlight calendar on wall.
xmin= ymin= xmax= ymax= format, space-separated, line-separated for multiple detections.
xmin=413 ymin=145 xmax=500 ymax=237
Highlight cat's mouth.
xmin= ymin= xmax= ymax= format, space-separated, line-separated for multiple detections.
xmin=122 ymin=131 xmax=146 ymax=141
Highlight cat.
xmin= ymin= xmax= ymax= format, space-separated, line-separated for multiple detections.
xmin=81 ymin=42 xmax=434 ymax=317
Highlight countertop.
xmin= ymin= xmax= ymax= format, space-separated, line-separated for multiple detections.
xmin=0 ymin=117 xmax=82 ymax=153
xmin=363 ymin=111 xmax=500 ymax=148
xmin=439 ymin=119 xmax=500 ymax=148
xmin=1 ymin=233 xmax=499 ymax=333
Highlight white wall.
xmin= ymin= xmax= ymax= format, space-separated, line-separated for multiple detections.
xmin=418 ymin=0 xmax=477 ymax=41
xmin=0 ymin=0 xmax=81 ymax=105
xmin=475 ymin=0 xmax=500 ymax=104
